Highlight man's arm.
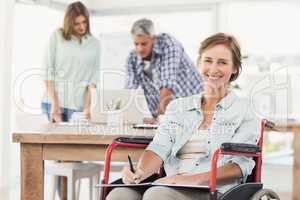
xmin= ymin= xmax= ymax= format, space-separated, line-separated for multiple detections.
xmin=125 ymin=53 xmax=139 ymax=89
xmin=156 ymin=36 xmax=182 ymax=117
xmin=155 ymin=88 xmax=173 ymax=117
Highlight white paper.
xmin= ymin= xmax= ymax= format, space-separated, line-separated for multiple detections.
xmin=133 ymin=124 xmax=158 ymax=129
xmin=96 ymin=182 xmax=209 ymax=189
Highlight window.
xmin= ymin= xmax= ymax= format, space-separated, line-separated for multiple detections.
xmin=12 ymin=4 xmax=63 ymax=114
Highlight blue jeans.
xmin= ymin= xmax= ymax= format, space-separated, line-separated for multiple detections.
xmin=41 ymin=102 xmax=81 ymax=198
xmin=41 ymin=102 xmax=80 ymax=122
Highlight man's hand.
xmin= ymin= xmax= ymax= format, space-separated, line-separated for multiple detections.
xmin=143 ymin=117 xmax=158 ymax=124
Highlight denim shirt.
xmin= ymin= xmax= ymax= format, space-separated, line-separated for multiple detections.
xmin=146 ymin=91 xmax=260 ymax=193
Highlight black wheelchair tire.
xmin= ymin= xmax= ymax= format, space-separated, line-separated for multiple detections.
xmin=250 ymin=188 xmax=280 ymax=200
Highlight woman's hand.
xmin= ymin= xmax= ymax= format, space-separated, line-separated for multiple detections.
xmin=51 ymin=105 xmax=62 ymax=122
xmin=83 ymin=108 xmax=91 ymax=120
xmin=51 ymin=111 xmax=62 ymax=123
xmin=156 ymin=174 xmax=209 ymax=185
xmin=121 ymin=167 xmax=144 ymax=184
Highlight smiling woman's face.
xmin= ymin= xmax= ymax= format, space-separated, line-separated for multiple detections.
xmin=199 ymin=44 xmax=237 ymax=90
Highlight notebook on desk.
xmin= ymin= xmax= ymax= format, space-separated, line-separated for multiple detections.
xmin=132 ymin=123 xmax=158 ymax=129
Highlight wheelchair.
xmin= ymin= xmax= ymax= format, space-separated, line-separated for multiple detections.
xmin=100 ymin=119 xmax=280 ymax=200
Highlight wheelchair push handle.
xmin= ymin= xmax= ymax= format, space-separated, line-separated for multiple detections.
xmin=221 ymin=143 xmax=261 ymax=153
xmin=264 ymin=120 xmax=275 ymax=129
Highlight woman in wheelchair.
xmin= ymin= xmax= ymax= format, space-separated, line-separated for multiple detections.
xmin=107 ymin=33 xmax=260 ymax=200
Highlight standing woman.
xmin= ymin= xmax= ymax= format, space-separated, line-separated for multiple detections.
xmin=42 ymin=1 xmax=100 ymax=122
xmin=41 ymin=1 xmax=100 ymax=198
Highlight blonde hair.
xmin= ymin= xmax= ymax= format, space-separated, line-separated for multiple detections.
xmin=61 ymin=1 xmax=90 ymax=40
xmin=198 ymin=33 xmax=242 ymax=82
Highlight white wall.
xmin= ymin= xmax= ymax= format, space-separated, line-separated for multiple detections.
xmin=12 ymin=4 xmax=63 ymax=115
xmin=218 ymin=1 xmax=300 ymax=119
xmin=90 ymin=8 xmax=216 ymax=90
xmin=219 ymin=1 xmax=300 ymax=56
xmin=88 ymin=0 xmax=215 ymax=10
xmin=11 ymin=0 xmax=300 ymax=120
xmin=0 ymin=0 xmax=14 ymax=198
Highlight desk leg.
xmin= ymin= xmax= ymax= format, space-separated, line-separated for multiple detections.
xmin=21 ymin=144 xmax=44 ymax=200
xmin=61 ymin=177 xmax=67 ymax=200
xmin=294 ymin=133 xmax=300 ymax=200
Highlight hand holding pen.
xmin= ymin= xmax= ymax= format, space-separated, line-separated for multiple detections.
xmin=128 ymin=155 xmax=135 ymax=173
xmin=121 ymin=155 xmax=144 ymax=184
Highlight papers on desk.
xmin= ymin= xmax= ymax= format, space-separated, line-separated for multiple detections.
xmin=58 ymin=122 xmax=91 ymax=126
xmin=284 ymin=114 xmax=300 ymax=122
xmin=132 ymin=124 xmax=158 ymax=129
xmin=96 ymin=182 xmax=209 ymax=190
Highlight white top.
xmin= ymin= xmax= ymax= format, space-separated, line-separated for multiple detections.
xmin=42 ymin=29 xmax=100 ymax=110
xmin=177 ymin=129 xmax=209 ymax=174
xmin=143 ymin=60 xmax=152 ymax=78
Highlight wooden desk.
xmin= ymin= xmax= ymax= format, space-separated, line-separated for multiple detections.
xmin=12 ymin=123 xmax=155 ymax=200
xmin=13 ymin=121 xmax=300 ymax=200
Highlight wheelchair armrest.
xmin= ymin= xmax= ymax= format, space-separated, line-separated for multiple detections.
xmin=210 ymin=143 xmax=262 ymax=193
xmin=114 ymin=137 xmax=153 ymax=145
xmin=221 ymin=142 xmax=261 ymax=153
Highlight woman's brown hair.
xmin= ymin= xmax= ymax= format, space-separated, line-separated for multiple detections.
xmin=61 ymin=1 xmax=91 ymax=40
xmin=198 ymin=33 xmax=242 ymax=82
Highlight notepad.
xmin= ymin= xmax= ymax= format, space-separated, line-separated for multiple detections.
xmin=96 ymin=182 xmax=209 ymax=190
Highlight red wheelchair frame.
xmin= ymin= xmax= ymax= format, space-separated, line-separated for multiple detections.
xmin=100 ymin=119 xmax=279 ymax=200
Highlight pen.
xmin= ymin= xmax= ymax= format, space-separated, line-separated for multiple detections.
xmin=128 ymin=155 xmax=135 ymax=173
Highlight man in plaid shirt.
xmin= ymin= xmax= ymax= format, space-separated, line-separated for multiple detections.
xmin=125 ymin=18 xmax=203 ymax=123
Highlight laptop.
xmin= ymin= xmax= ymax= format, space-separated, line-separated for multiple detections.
xmin=91 ymin=89 xmax=152 ymax=124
